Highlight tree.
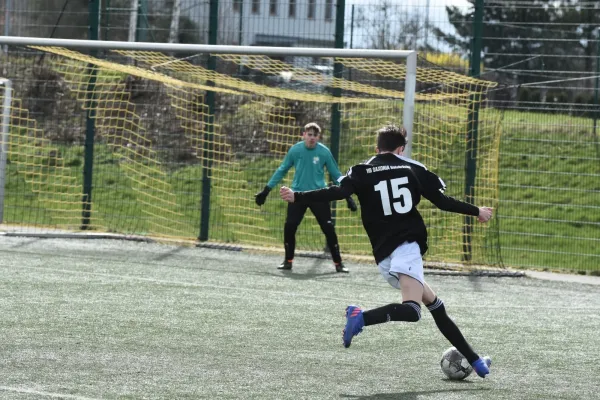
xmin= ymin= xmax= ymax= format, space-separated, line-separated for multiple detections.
xmin=15 ymin=0 xmax=200 ymax=44
xmin=128 ymin=0 xmax=139 ymax=42
xmin=23 ymin=0 xmax=90 ymax=39
xmin=434 ymin=0 xmax=600 ymax=86
xmin=168 ymin=0 xmax=182 ymax=43
xmin=352 ymin=1 xmax=433 ymax=51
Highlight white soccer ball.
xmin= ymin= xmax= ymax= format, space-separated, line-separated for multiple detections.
xmin=440 ymin=347 xmax=473 ymax=380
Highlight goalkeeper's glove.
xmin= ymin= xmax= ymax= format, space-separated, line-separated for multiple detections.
xmin=346 ymin=196 xmax=358 ymax=212
xmin=255 ymin=186 xmax=271 ymax=206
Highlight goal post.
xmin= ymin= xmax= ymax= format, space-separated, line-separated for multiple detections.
xmin=0 ymin=36 xmax=501 ymax=267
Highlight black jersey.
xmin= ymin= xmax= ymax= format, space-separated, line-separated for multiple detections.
xmin=294 ymin=153 xmax=479 ymax=264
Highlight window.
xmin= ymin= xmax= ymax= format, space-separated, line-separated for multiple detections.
xmin=288 ymin=0 xmax=296 ymax=17
xmin=325 ymin=0 xmax=333 ymax=20
xmin=252 ymin=0 xmax=260 ymax=14
xmin=233 ymin=0 xmax=241 ymax=12
xmin=270 ymin=0 xmax=277 ymax=15
xmin=307 ymin=0 xmax=315 ymax=19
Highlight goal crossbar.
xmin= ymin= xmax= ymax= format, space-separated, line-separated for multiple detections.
xmin=0 ymin=35 xmax=417 ymax=156
xmin=0 ymin=36 xmax=415 ymax=59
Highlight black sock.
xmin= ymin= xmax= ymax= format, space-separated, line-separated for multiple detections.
xmin=426 ymin=297 xmax=479 ymax=364
xmin=362 ymin=301 xmax=421 ymax=326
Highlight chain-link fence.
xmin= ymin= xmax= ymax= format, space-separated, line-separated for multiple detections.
xmin=0 ymin=0 xmax=598 ymax=273
xmin=477 ymin=1 xmax=600 ymax=272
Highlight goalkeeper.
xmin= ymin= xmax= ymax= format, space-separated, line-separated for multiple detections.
xmin=255 ymin=122 xmax=357 ymax=273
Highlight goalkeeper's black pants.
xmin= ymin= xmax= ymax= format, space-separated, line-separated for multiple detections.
xmin=284 ymin=202 xmax=342 ymax=264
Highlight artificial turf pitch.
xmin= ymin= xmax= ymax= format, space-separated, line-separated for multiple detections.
xmin=1 ymin=237 xmax=598 ymax=399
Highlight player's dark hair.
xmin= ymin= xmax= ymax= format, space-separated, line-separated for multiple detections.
xmin=376 ymin=125 xmax=407 ymax=152
xmin=304 ymin=122 xmax=321 ymax=135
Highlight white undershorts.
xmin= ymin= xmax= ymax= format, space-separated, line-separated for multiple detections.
xmin=377 ymin=241 xmax=425 ymax=288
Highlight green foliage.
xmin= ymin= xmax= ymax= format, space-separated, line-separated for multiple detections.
xmin=26 ymin=0 xmax=90 ymax=39
xmin=517 ymin=87 xmax=533 ymax=106
xmin=434 ymin=1 xmax=599 ymax=84
xmin=424 ymin=52 xmax=482 ymax=74
xmin=574 ymin=92 xmax=594 ymax=105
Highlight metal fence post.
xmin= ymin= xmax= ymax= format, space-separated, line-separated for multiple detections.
xmin=327 ymin=0 xmax=345 ymax=233
xmin=3 ymin=0 xmax=11 ymax=53
xmin=136 ymin=0 xmax=148 ymax=42
xmin=349 ymin=4 xmax=354 ymax=81
xmin=593 ymin=32 xmax=599 ymax=137
xmin=82 ymin=0 xmax=100 ymax=229
xmin=199 ymin=0 xmax=219 ymax=241
xmin=462 ymin=0 xmax=484 ymax=261
xmin=330 ymin=0 xmax=345 ymax=163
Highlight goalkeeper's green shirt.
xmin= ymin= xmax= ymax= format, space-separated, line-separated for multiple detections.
xmin=266 ymin=142 xmax=342 ymax=192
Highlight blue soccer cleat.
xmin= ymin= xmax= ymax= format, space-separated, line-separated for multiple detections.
xmin=472 ymin=356 xmax=492 ymax=378
xmin=342 ymin=305 xmax=364 ymax=348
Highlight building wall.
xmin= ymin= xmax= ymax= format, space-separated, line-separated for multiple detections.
xmin=180 ymin=0 xmax=336 ymax=47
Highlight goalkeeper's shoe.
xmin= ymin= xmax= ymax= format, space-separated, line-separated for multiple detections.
xmin=342 ymin=305 xmax=364 ymax=348
xmin=277 ymin=260 xmax=293 ymax=270
xmin=472 ymin=356 xmax=492 ymax=378
xmin=335 ymin=262 xmax=349 ymax=273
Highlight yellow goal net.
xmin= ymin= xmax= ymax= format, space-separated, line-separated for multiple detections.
xmin=0 ymin=41 xmax=501 ymax=266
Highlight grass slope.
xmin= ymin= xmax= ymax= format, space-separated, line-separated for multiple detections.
xmin=2 ymin=108 xmax=599 ymax=272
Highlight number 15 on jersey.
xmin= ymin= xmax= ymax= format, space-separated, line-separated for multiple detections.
xmin=374 ymin=177 xmax=414 ymax=216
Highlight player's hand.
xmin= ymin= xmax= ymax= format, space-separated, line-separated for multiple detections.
xmin=280 ymin=186 xmax=295 ymax=203
xmin=346 ymin=196 xmax=358 ymax=212
xmin=254 ymin=186 xmax=271 ymax=206
xmin=477 ymin=207 xmax=493 ymax=223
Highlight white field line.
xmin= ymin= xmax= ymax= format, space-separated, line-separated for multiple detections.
xmin=5 ymin=264 xmax=600 ymax=311
xmin=0 ymin=386 xmax=101 ymax=400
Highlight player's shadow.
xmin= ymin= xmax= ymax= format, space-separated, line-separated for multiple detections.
xmin=9 ymin=237 xmax=43 ymax=248
xmin=267 ymin=269 xmax=339 ymax=281
xmin=340 ymin=387 xmax=491 ymax=399
xmin=263 ymin=259 xmax=340 ymax=281
xmin=152 ymin=246 xmax=187 ymax=262
xmin=467 ymin=274 xmax=484 ymax=292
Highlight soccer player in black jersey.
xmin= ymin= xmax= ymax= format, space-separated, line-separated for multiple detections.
xmin=279 ymin=125 xmax=493 ymax=378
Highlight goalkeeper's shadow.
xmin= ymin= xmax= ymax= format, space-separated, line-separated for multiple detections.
xmin=263 ymin=269 xmax=340 ymax=281
xmin=262 ymin=259 xmax=341 ymax=281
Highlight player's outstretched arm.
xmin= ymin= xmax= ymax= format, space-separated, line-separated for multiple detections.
xmin=256 ymin=148 xmax=296 ymax=206
xmin=419 ymin=168 xmax=495 ymax=220
xmin=327 ymin=182 xmax=358 ymax=212
xmin=426 ymin=189 xmax=494 ymax=223
xmin=280 ymin=184 xmax=354 ymax=203
xmin=423 ymin=189 xmax=478 ymax=216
